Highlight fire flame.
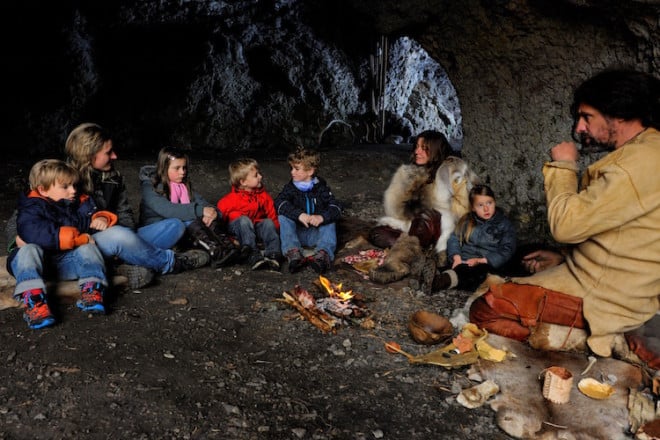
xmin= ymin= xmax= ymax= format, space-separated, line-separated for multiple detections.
xmin=319 ymin=275 xmax=354 ymax=301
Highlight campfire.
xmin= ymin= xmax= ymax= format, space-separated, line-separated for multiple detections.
xmin=279 ymin=275 xmax=372 ymax=333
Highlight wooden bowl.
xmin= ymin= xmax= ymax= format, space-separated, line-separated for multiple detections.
xmin=408 ymin=310 xmax=453 ymax=345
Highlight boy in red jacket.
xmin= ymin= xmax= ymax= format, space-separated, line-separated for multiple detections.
xmin=217 ymin=158 xmax=282 ymax=270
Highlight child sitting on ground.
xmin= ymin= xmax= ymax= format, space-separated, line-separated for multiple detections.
xmin=274 ymin=147 xmax=342 ymax=274
xmin=429 ymin=184 xmax=516 ymax=293
xmin=217 ymin=158 xmax=282 ymax=271
xmin=139 ymin=146 xmax=240 ymax=267
xmin=7 ymin=159 xmax=117 ymax=328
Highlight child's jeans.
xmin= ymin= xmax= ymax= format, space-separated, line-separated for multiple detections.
xmin=137 ymin=218 xmax=186 ymax=250
xmin=93 ymin=225 xmax=176 ymax=274
xmin=228 ymin=216 xmax=281 ymax=255
xmin=10 ymin=243 xmax=107 ymax=298
xmin=278 ymin=216 xmax=336 ymax=260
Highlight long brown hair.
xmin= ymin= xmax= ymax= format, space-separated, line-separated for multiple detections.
xmin=454 ymin=184 xmax=496 ymax=245
xmin=410 ymin=130 xmax=452 ymax=183
xmin=153 ymin=146 xmax=192 ymax=199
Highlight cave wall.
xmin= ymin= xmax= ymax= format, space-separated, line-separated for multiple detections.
xmin=420 ymin=0 xmax=641 ymax=241
xmin=4 ymin=0 xmax=660 ymax=242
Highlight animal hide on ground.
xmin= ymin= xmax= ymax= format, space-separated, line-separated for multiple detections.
xmin=479 ymin=333 xmax=642 ymax=439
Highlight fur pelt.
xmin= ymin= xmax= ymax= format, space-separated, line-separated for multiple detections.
xmin=378 ymin=156 xmax=479 ymax=254
xmin=369 ymin=234 xmax=422 ymax=284
xmin=370 ymin=157 xmax=479 ymax=284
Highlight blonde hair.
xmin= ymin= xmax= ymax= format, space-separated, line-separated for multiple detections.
xmin=29 ymin=159 xmax=79 ymax=191
xmin=65 ymin=122 xmax=112 ymax=194
xmin=455 ymin=184 xmax=496 ymax=245
xmin=154 ymin=146 xmax=192 ymax=198
xmin=228 ymin=158 xmax=259 ymax=187
xmin=287 ymin=146 xmax=320 ymax=171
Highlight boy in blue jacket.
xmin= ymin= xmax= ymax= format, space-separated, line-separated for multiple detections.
xmin=274 ymin=148 xmax=342 ymax=274
xmin=7 ymin=159 xmax=117 ymax=329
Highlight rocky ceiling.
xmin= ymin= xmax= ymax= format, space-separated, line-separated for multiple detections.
xmin=3 ymin=0 xmax=660 ymax=240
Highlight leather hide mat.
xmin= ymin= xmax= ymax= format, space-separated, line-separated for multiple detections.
xmin=479 ymin=333 xmax=642 ymax=439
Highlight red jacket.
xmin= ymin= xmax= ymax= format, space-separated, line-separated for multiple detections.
xmin=217 ymin=186 xmax=279 ymax=230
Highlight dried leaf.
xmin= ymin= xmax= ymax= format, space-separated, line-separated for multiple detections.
xmin=385 ymin=341 xmax=401 ymax=354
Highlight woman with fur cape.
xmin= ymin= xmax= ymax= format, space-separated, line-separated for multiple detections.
xmin=369 ymin=131 xmax=478 ymax=286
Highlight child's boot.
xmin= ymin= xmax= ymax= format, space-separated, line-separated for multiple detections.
xmin=285 ymin=248 xmax=306 ymax=274
xmin=310 ymin=249 xmax=332 ymax=274
xmin=248 ymin=250 xmax=268 ymax=270
xmin=77 ymin=281 xmax=106 ymax=315
xmin=21 ymin=288 xmax=56 ymax=329
xmin=187 ymin=219 xmax=241 ymax=267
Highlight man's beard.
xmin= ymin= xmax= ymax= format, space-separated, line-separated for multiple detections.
xmin=578 ymin=132 xmax=617 ymax=153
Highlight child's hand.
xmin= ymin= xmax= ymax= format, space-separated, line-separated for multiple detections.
xmin=451 ymin=254 xmax=462 ymax=268
xmin=308 ymin=214 xmax=324 ymax=227
xmin=15 ymin=235 xmax=27 ymax=248
xmin=465 ymin=257 xmax=486 ymax=266
xmin=202 ymin=206 xmax=218 ymax=227
xmin=90 ymin=217 xmax=109 ymax=231
xmin=298 ymin=213 xmax=311 ymax=227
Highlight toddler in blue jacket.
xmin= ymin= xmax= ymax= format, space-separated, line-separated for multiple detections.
xmin=7 ymin=159 xmax=116 ymax=328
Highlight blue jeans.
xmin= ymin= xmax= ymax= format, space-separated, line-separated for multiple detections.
xmin=137 ymin=218 xmax=186 ymax=250
xmin=10 ymin=243 xmax=107 ymax=298
xmin=93 ymin=226 xmax=175 ymax=274
xmin=228 ymin=216 xmax=281 ymax=255
xmin=278 ymin=215 xmax=336 ymax=260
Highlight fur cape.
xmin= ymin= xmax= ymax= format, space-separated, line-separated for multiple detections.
xmin=378 ymin=156 xmax=479 ymax=254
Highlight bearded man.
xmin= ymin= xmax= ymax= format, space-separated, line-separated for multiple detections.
xmin=470 ymin=69 xmax=660 ymax=363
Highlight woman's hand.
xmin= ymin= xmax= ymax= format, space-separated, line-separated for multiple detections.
xmin=90 ymin=217 xmax=109 ymax=231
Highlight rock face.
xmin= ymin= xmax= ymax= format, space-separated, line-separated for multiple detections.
xmin=4 ymin=0 xmax=660 ymax=242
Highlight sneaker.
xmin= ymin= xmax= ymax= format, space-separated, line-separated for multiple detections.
xmin=77 ymin=282 xmax=106 ymax=315
xmin=264 ymin=252 xmax=283 ymax=271
xmin=172 ymin=249 xmax=211 ymax=273
xmin=310 ymin=250 xmax=332 ymax=274
xmin=22 ymin=289 xmax=56 ymax=329
xmin=115 ymin=264 xmax=155 ymax=290
xmin=285 ymin=248 xmax=306 ymax=274
xmin=238 ymin=245 xmax=252 ymax=262
xmin=248 ymin=250 xmax=268 ymax=270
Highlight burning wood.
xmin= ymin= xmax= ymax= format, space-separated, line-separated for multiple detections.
xmin=279 ymin=276 xmax=371 ymax=333
xmin=279 ymin=286 xmax=339 ymax=334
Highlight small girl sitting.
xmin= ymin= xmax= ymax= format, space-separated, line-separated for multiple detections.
xmin=139 ymin=146 xmax=239 ymax=267
xmin=430 ymin=184 xmax=516 ymax=293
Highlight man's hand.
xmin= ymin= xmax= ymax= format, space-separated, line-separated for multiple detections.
xmin=522 ymin=249 xmax=564 ymax=274
xmin=550 ymin=141 xmax=579 ymax=162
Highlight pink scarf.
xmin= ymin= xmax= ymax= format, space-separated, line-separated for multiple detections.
xmin=169 ymin=182 xmax=190 ymax=204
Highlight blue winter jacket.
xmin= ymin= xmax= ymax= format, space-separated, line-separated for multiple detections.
xmin=274 ymin=176 xmax=342 ymax=224
xmin=446 ymin=208 xmax=517 ymax=269
xmin=7 ymin=191 xmax=112 ymax=270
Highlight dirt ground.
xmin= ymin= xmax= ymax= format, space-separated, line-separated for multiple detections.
xmin=0 ymin=147 xmax=517 ymax=439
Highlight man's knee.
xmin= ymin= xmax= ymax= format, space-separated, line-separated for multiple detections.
xmin=469 ymin=296 xmax=531 ymax=341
